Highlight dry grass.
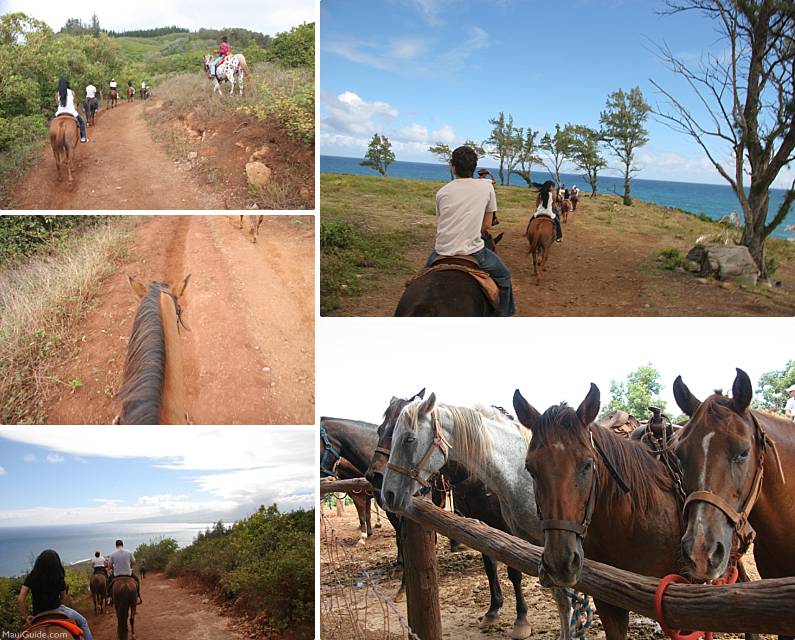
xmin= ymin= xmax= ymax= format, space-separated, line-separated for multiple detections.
xmin=0 ymin=218 xmax=135 ymax=424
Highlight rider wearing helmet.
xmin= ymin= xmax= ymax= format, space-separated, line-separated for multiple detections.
xmin=54 ymin=78 xmax=87 ymax=143
xmin=209 ymin=36 xmax=231 ymax=77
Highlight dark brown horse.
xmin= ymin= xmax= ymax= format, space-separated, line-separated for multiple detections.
xmin=49 ymin=115 xmax=80 ymax=183
xmin=117 ymin=275 xmax=191 ymax=424
xmin=83 ymin=97 xmax=99 ymax=127
xmin=127 ymin=85 xmax=135 ymax=101
xmin=107 ymin=88 xmax=118 ymax=108
xmin=513 ymin=385 xmax=684 ymax=640
xmin=394 ymin=232 xmax=503 ymax=317
xmin=113 ymin=576 xmax=137 ymax=640
xmin=366 ymin=393 xmax=532 ymax=638
xmin=334 ymin=456 xmax=380 ymax=543
xmin=90 ymin=571 xmax=107 ymax=614
xmin=525 ymin=216 xmax=555 ymax=283
xmin=673 ymin=369 xmax=793 ymax=640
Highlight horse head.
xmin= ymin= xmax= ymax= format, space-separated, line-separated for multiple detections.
xmin=513 ymin=384 xmax=601 ymax=588
xmin=673 ymin=368 xmax=763 ymax=581
xmin=203 ymin=54 xmax=212 ymax=72
xmin=365 ymin=388 xmax=426 ymax=490
xmin=382 ymin=392 xmax=447 ymax=513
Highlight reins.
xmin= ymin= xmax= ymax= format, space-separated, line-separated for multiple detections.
xmin=320 ymin=425 xmax=342 ymax=479
xmin=387 ymin=410 xmax=452 ymax=489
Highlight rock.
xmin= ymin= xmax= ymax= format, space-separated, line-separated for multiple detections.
xmin=718 ymin=211 xmax=742 ymax=226
xmin=249 ymin=144 xmax=270 ymax=162
xmin=686 ymin=244 xmax=759 ymax=285
xmin=187 ymin=151 xmax=198 ymax=160
xmin=245 ymin=161 xmax=272 ymax=189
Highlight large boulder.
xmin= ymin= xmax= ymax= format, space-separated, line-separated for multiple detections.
xmin=245 ymin=161 xmax=272 ymax=189
xmin=686 ymin=244 xmax=759 ymax=285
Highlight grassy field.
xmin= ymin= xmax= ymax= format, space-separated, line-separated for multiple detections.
xmin=320 ymin=173 xmax=795 ymax=315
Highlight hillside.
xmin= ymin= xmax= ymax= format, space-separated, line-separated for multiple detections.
xmin=320 ymin=174 xmax=795 ymax=316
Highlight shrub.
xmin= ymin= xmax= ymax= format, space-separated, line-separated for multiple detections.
xmin=658 ymin=248 xmax=688 ymax=271
xmin=133 ymin=538 xmax=179 ymax=572
xmin=320 ymin=221 xmax=356 ymax=251
xmin=265 ymin=23 xmax=314 ymax=68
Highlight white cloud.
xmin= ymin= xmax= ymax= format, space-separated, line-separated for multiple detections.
xmin=431 ymin=125 xmax=457 ymax=145
xmin=23 ymin=454 xmax=36 ymax=463
xmin=398 ymin=123 xmax=429 ymax=143
xmin=321 ymin=91 xmax=400 ymax=137
xmin=46 ymin=453 xmax=65 ymax=464
xmin=0 ymin=466 xmax=6 ymax=477
xmin=137 ymin=494 xmax=189 ymax=505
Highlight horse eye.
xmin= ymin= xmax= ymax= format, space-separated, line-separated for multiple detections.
xmin=733 ymin=448 xmax=750 ymax=463
xmin=405 ymin=434 xmax=416 ymax=444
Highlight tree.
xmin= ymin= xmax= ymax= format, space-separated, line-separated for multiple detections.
xmin=510 ymin=129 xmax=540 ymax=187
xmin=428 ymin=139 xmax=486 ymax=164
xmin=600 ymin=87 xmax=650 ymax=205
xmin=563 ymin=124 xmax=607 ymax=196
xmin=89 ymin=12 xmax=100 ymax=38
xmin=603 ymin=364 xmax=667 ymax=420
xmin=754 ymin=360 xmax=795 ymax=412
xmin=485 ymin=112 xmax=519 ymax=185
xmin=539 ymin=124 xmax=572 ymax=185
xmin=361 ymin=133 xmax=395 ymax=176
xmin=651 ymin=0 xmax=795 ymax=278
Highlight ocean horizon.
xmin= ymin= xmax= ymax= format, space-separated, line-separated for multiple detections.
xmin=321 ymin=155 xmax=795 ymax=240
xmin=0 ymin=521 xmax=217 ymax=577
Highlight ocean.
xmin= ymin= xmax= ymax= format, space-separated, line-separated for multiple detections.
xmin=320 ymin=155 xmax=794 ymax=239
xmin=0 ymin=522 xmax=214 ymax=577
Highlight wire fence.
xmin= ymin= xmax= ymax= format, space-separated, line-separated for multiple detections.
xmin=320 ymin=506 xmax=418 ymax=640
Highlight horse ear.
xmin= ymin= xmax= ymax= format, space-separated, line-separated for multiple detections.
xmin=673 ymin=375 xmax=701 ymax=417
xmin=493 ymin=232 xmax=504 ymax=245
xmin=732 ymin=368 xmax=753 ymax=414
xmin=174 ymin=274 xmax=191 ymax=298
xmin=513 ymin=389 xmax=541 ymax=430
xmin=576 ymin=383 xmax=600 ymax=426
xmin=418 ymin=392 xmax=436 ymax=417
xmin=127 ymin=276 xmax=147 ymax=299
xmin=414 ymin=388 xmax=426 ymax=400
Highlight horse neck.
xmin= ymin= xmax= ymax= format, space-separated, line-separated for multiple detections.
xmin=159 ymin=291 xmax=187 ymax=424
xmin=439 ymin=406 xmax=541 ymax=541
xmin=328 ymin=419 xmax=378 ymax=473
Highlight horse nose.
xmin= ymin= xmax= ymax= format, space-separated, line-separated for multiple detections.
xmin=707 ymin=540 xmax=726 ymax=573
xmin=384 ymin=490 xmax=396 ymax=510
xmin=568 ymin=549 xmax=583 ymax=579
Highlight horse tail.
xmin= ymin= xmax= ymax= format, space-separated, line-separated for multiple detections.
xmin=116 ymin=595 xmax=129 ymax=640
xmin=238 ymin=54 xmax=249 ymax=77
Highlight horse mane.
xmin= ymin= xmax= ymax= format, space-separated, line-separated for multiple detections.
xmin=530 ymin=404 xmax=672 ymax=512
xmin=117 ymin=283 xmax=168 ymax=424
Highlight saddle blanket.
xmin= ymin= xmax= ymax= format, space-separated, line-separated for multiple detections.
xmin=405 ymin=263 xmax=499 ymax=310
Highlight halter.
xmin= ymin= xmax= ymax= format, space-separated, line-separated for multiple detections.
xmin=539 ymin=428 xmax=630 ymax=537
xmin=682 ymin=411 xmax=786 ymax=555
xmin=387 ymin=410 xmax=452 ymax=489
xmin=320 ymin=425 xmax=342 ymax=479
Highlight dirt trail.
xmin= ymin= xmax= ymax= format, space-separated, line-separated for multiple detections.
xmin=45 ymin=215 xmax=314 ymax=424
xmin=12 ymin=101 xmax=226 ymax=210
xmin=83 ymin=572 xmax=247 ymax=640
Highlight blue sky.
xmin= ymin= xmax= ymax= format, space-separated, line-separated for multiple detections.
xmin=0 ymin=427 xmax=314 ymax=527
xmin=320 ymin=0 xmax=794 ymax=188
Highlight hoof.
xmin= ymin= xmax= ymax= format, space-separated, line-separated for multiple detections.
xmin=393 ymin=588 xmax=405 ymax=603
xmin=510 ymin=622 xmax=533 ymax=639
xmin=479 ymin=612 xmax=500 ymax=629
xmin=357 ymin=537 xmax=366 ymax=545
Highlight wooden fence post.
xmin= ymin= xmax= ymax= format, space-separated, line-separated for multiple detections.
xmin=403 ymin=518 xmax=442 ymax=640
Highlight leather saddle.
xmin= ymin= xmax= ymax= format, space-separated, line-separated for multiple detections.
xmin=23 ymin=611 xmax=83 ymax=638
xmin=407 ymin=256 xmax=499 ymax=310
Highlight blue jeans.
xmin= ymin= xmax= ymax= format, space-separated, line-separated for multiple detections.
xmin=425 ymin=247 xmax=515 ymax=316
xmin=210 ymin=56 xmax=222 ymax=75
xmin=76 ymin=114 xmax=86 ymax=140
xmin=57 ymin=604 xmax=94 ymax=640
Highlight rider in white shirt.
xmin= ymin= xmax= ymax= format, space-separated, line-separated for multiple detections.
xmin=54 ymin=77 xmax=87 ymax=142
xmin=91 ymin=551 xmax=107 ymax=576
xmin=109 ymin=78 xmax=117 ymax=90
xmin=533 ymin=180 xmax=563 ymax=242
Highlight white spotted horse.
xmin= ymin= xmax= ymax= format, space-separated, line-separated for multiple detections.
xmin=203 ymin=53 xmax=249 ymax=95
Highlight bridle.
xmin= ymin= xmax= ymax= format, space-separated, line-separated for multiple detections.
xmin=682 ymin=411 xmax=786 ymax=554
xmin=320 ymin=425 xmax=342 ymax=479
xmin=386 ymin=410 xmax=451 ymax=489
xmin=539 ymin=427 xmax=630 ymax=538
xmin=160 ymin=286 xmax=190 ymax=334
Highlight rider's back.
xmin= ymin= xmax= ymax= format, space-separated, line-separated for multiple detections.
xmin=435 ymin=178 xmax=496 ymax=256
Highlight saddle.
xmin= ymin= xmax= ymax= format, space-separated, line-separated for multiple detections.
xmin=23 ymin=611 xmax=83 ymax=638
xmin=595 ymin=410 xmax=640 ymax=438
xmin=406 ymin=256 xmax=499 ymax=310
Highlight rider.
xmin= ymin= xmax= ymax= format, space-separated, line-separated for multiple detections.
xmin=209 ymin=36 xmax=231 ymax=77
xmin=85 ymin=81 xmax=98 ymax=114
xmin=533 ymin=179 xmax=563 ymax=243
xmin=425 ymin=145 xmax=515 ymax=316
xmin=17 ymin=549 xmax=95 ymax=640
xmin=127 ymin=80 xmax=136 ymax=97
xmin=109 ymin=78 xmax=117 ymax=92
xmin=55 ymin=78 xmax=87 ymax=143
xmin=107 ymin=539 xmax=142 ymax=605
xmin=91 ymin=550 xmax=108 ymax=577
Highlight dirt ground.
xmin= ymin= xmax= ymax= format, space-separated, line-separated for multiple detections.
xmin=44 ymin=215 xmax=314 ymax=424
xmin=320 ymin=506 xmax=771 ymax=640
xmin=82 ymin=572 xmax=251 ymax=640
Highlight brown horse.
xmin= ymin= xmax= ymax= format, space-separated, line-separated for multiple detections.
xmin=90 ymin=571 xmax=107 ymax=614
xmin=83 ymin=97 xmax=99 ymax=127
xmin=48 ymin=115 xmax=80 ymax=183
xmin=127 ymin=85 xmax=135 ymax=101
xmin=513 ymin=385 xmax=685 ymax=640
xmin=107 ymin=88 xmax=118 ymax=108
xmin=673 ymin=369 xmax=793 ymax=640
xmin=113 ymin=576 xmax=137 ymax=640
xmin=525 ymin=216 xmax=555 ymax=283
xmin=559 ymin=199 xmax=573 ymax=223
xmin=21 ymin=611 xmax=83 ymax=639
xmin=116 ymin=275 xmax=191 ymax=424
xmin=239 ymin=215 xmax=264 ymax=243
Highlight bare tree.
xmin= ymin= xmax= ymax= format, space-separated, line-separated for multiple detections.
xmin=511 ymin=129 xmax=541 ymax=188
xmin=486 ymin=112 xmax=518 ymax=185
xmin=651 ymin=0 xmax=795 ymax=276
xmin=539 ymin=124 xmax=571 ymax=185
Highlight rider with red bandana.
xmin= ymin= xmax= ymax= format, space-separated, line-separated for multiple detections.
xmin=209 ymin=37 xmax=231 ymax=77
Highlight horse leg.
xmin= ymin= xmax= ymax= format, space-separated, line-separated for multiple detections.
xmin=239 ymin=214 xmax=243 ymax=229
xmin=551 ymin=587 xmax=573 ymax=640
xmin=479 ymin=554 xmax=504 ymax=628
xmin=373 ymin=500 xmax=382 ymax=528
xmin=353 ymin=493 xmax=367 ymax=544
xmin=229 ymin=78 xmax=235 ymax=96
xmin=593 ymin=599 xmax=628 ymax=640
xmin=365 ymin=494 xmax=373 ymax=537
xmin=508 ymin=565 xmax=531 ymax=639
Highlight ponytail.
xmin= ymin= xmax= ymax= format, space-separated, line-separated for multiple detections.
xmin=58 ymin=77 xmax=69 ymax=107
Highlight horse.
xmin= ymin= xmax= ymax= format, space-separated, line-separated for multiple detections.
xmin=203 ymin=53 xmax=249 ymax=96
xmin=21 ymin=612 xmax=83 ymax=640
xmin=139 ymin=87 xmax=150 ymax=100
xmin=113 ymin=576 xmax=137 ymax=640
xmin=127 ymin=85 xmax=135 ymax=101
xmin=394 ymin=232 xmax=504 ymax=317
xmin=381 ymin=393 xmax=580 ymax=640
xmin=48 ymin=115 xmax=80 ymax=183
xmin=239 ymin=215 xmax=264 ymax=243
xmin=107 ymin=88 xmax=118 ymax=109
xmin=83 ymin=97 xmax=99 ymax=127
xmin=525 ymin=216 xmax=555 ymax=284
xmin=570 ymin=191 xmax=579 ymax=211
xmin=511 ymin=385 xmax=689 ymax=640
xmin=116 ymin=275 xmax=191 ymax=424
xmin=366 ymin=393 xmax=533 ymax=639
xmin=559 ymin=199 xmax=573 ymax=223
xmin=90 ymin=571 xmax=107 ymax=614
xmin=672 ymin=369 xmax=793 ymax=640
